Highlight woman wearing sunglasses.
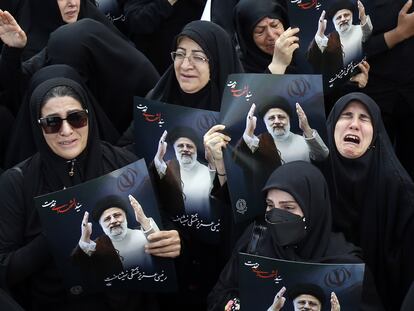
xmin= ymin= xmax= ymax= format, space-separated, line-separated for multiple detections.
xmin=0 ymin=72 xmax=181 ymax=310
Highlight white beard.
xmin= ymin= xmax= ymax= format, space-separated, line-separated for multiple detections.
xmin=176 ymin=151 xmax=197 ymax=171
xmin=334 ymin=18 xmax=353 ymax=35
xmin=267 ymin=122 xmax=291 ymax=141
xmin=102 ymin=219 xmax=128 ymax=242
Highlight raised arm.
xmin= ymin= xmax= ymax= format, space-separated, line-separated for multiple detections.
xmin=0 ymin=10 xmax=27 ymax=48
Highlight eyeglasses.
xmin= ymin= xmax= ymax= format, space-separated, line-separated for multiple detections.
xmin=170 ymin=51 xmax=209 ymax=65
xmin=38 ymin=110 xmax=89 ymax=134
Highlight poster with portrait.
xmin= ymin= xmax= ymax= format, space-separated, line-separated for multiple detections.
xmin=286 ymin=0 xmax=373 ymax=90
xmin=133 ymin=97 xmax=222 ymax=244
xmin=220 ymin=73 xmax=325 ymax=223
xmin=35 ymin=159 xmax=177 ymax=294
xmin=239 ymin=253 xmax=365 ymax=311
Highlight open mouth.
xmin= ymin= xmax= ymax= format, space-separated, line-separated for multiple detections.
xmin=344 ymin=134 xmax=360 ymax=144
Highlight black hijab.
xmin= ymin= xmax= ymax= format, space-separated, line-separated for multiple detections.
xmin=46 ymin=18 xmax=160 ymax=132
xmin=150 ymin=20 xmax=243 ymax=111
xmin=27 ymin=76 xmax=136 ymax=193
xmin=5 ymin=64 xmax=120 ymax=169
xmin=18 ymin=0 xmax=121 ymax=60
xmin=254 ymin=161 xmax=359 ymax=262
xmin=234 ymin=0 xmax=289 ymax=73
xmin=324 ymin=92 xmax=414 ymax=310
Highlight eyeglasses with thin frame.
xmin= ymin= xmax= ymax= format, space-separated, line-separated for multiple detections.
xmin=38 ymin=109 xmax=89 ymax=134
xmin=170 ymin=51 xmax=209 ymax=65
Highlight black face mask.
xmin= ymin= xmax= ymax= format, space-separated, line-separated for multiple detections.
xmin=265 ymin=208 xmax=307 ymax=247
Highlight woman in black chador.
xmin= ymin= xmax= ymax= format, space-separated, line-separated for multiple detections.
xmin=321 ymin=92 xmax=414 ymax=311
xmin=0 ymin=71 xmax=180 ymax=310
xmin=207 ymin=161 xmax=384 ymax=311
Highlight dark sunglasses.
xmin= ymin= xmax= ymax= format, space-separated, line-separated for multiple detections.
xmin=38 ymin=109 xmax=89 ymax=134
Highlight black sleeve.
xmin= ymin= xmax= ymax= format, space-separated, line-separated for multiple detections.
xmin=0 ymin=168 xmax=51 ymax=288
xmin=359 ymin=266 xmax=386 ymax=311
xmin=0 ymin=46 xmax=45 ymax=114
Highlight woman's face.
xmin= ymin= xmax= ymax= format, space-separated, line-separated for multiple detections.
xmin=173 ymin=36 xmax=210 ymax=94
xmin=40 ymin=96 xmax=88 ymax=160
xmin=57 ymin=0 xmax=80 ymax=24
xmin=334 ymin=101 xmax=374 ymax=159
xmin=266 ymin=188 xmax=304 ymax=217
xmin=253 ymin=17 xmax=285 ymax=55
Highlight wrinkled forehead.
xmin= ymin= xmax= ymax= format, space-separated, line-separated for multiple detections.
xmin=174 ymin=137 xmax=196 ymax=147
xmin=176 ymin=36 xmax=204 ymax=53
xmin=255 ymin=17 xmax=282 ymax=28
xmin=341 ymin=100 xmax=371 ymax=117
xmin=294 ymin=294 xmax=322 ymax=305
xmin=100 ymin=207 xmax=125 ymax=221
xmin=333 ymin=8 xmax=353 ymax=20
xmin=264 ymin=108 xmax=289 ymax=119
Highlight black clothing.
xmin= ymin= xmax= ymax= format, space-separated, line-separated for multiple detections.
xmin=5 ymin=64 xmax=120 ymax=169
xmin=0 ymin=106 xmax=14 ymax=168
xmin=234 ymin=0 xmax=292 ymax=73
xmin=118 ymin=20 xmax=243 ymax=146
xmin=151 ymin=20 xmax=243 ymax=111
xmin=120 ymin=0 xmax=205 ymax=75
xmin=0 ymin=0 xmax=126 ymax=116
xmin=46 ymin=18 xmax=159 ymax=133
xmin=16 ymin=0 xmax=122 ymax=61
xmin=323 ymin=92 xmax=414 ymax=311
xmin=362 ymin=0 xmax=414 ymax=180
xmin=209 ymin=0 xmax=239 ymax=44
xmin=1 ymin=18 xmax=159 ymax=135
xmin=0 ymin=72 xmax=160 ymax=310
xmin=207 ymin=161 xmax=383 ymax=310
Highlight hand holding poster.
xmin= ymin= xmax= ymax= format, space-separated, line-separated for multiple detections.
xmin=35 ymin=159 xmax=177 ymax=294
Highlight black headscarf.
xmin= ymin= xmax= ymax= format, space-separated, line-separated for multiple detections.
xmin=150 ymin=20 xmax=243 ymax=111
xmin=27 ymin=76 xmax=137 ymax=193
xmin=234 ymin=0 xmax=289 ymax=73
xmin=18 ymin=0 xmax=122 ymax=60
xmin=5 ymin=64 xmax=120 ymax=168
xmin=324 ymin=92 xmax=414 ymax=310
xmin=257 ymin=161 xmax=358 ymax=262
xmin=46 ymin=18 xmax=160 ymax=132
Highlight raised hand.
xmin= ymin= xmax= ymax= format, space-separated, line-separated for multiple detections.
xmin=244 ymin=103 xmax=257 ymax=138
xmin=155 ymin=130 xmax=168 ymax=162
xmin=80 ymin=211 xmax=93 ymax=243
xmin=128 ymin=194 xmax=150 ymax=231
xmin=357 ymin=0 xmax=367 ymax=25
xmin=330 ymin=292 xmax=341 ymax=311
xmin=0 ymin=10 xmax=27 ymax=48
xmin=296 ymin=103 xmax=312 ymax=137
xmin=317 ymin=10 xmax=327 ymax=38
xmin=269 ymin=286 xmax=287 ymax=311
